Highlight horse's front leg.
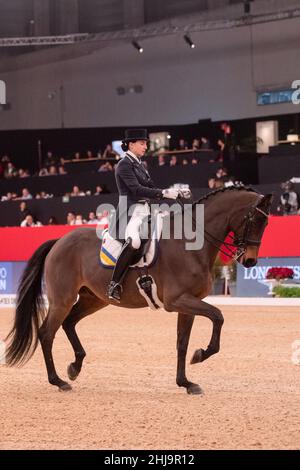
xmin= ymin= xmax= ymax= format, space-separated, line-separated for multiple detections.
xmin=176 ymin=313 xmax=201 ymax=395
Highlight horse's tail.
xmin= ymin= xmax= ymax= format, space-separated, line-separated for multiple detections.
xmin=5 ymin=239 xmax=58 ymax=366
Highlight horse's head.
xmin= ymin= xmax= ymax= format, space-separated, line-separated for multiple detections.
xmin=230 ymin=193 xmax=273 ymax=268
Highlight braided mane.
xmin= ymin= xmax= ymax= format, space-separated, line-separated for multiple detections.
xmin=193 ymin=185 xmax=258 ymax=206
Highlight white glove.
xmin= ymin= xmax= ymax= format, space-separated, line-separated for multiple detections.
xmin=162 ymin=188 xmax=180 ymax=200
xmin=179 ymin=189 xmax=191 ymax=199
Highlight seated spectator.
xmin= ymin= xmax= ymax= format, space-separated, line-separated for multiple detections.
xmin=21 ymin=188 xmax=33 ymax=200
xmin=19 ymin=201 xmax=30 ymax=223
xmin=191 ymin=158 xmax=198 ymax=165
xmin=95 ymin=185 xmax=104 ymax=195
xmin=277 ymin=181 xmax=300 ymax=215
xmin=44 ymin=151 xmax=57 ymax=167
xmin=4 ymin=162 xmax=17 ymax=179
xmin=200 ymin=137 xmax=211 ymax=150
xmin=70 ymin=185 xmax=85 ymax=197
xmin=67 ymin=212 xmax=76 ymax=225
xmin=1 ymin=192 xmax=13 ymax=201
xmin=86 ymin=150 xmax=94 ymax=159
xmin=158 ymin=154 xmax=166 ymax=167
xmin=208 ymin=177 xmax=216 ymax=189
xmin=192 ymin=139 xmax=200 ymax=150
xmin=39 ymin=167 xmax=49 ymax=176
xmin=182 ymin=158 xmax=189 ymax=166
xmin=74 ymin=152 xmax=82 ymax=160
xmin=97 ymin=210 xmax=109 ymax=231
xmin=102 ymin=144 xmax=119 ymax=160
xmin=178 ymin=138 xmax=188 ymax=150
xmin=18 ymin=168 xmax=30 ymax=178
xmin=48 ymin=165 xmax=57 ymax=175
xmin=48 ymin=216 xmax=58 ymax=225
xmin=75 ymin=214 xmax=84 ymax=225
xmin=87 ymin=211 xmax=98 ymax=224
xmin=170 ymin=155 xmax=178 ymax=167
xmin=20 ymin=214 xmax=42 ymax=227
xmin=58 ymin=165 xmax=67 ymax=175
xmin=98 ymin=161 xmax=113 ymax=172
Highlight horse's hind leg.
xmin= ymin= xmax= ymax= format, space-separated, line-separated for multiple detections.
xmin=39 ymin=301 xmax=75 ymax=391
xmin=62 ymin=291 xmax=106 ymax=381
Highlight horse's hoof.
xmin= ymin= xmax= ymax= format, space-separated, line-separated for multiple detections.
xmin=187 ymin=384 xmax=203 ymax=395
xmin=190 ymin=348 xmax=204 ymax=364
xmin=58 ymin=382 xmax=72 ymax=392
xmin=67 ymin=363 xmax=79 ymax=381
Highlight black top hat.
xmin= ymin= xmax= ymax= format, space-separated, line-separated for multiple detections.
xmin=123 ymin=128 xmax=149 ymax=142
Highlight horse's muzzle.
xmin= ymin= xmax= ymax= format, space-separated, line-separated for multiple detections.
xmin=243 ymin=258 xmax=257 ymax=268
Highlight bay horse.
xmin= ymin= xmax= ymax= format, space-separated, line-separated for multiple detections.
xmin=5 ymin=186 xmax=272 ymax=394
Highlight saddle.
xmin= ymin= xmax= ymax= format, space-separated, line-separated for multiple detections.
xmin=100 ymin=212 xmax=164 ymax=269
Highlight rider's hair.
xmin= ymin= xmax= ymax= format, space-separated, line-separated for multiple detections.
xmin=121 ymin=140 xmax=137 ymax=152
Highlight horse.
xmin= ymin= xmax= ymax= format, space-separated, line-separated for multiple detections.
xmin=5 ymin=186 xmax=272 ymax=395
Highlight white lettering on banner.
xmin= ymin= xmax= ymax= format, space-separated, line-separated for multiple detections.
xmin=0 ymin=267 xmax=7 ymax=278
xmin=0 ymin=280 xmax=6 ymax=290
xmin=291 ymin=80 xmax=300 ymax=105
xmin=243 ymin=265 xmax=300 ymax=281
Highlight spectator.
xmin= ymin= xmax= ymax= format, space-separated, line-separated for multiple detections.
xmin=48 ymin=216 xmax=58 ymax=225
xmin=48 ymin=165 xmax=57 ymax=175
xmin=19 ymin=201 xmax=30 ymax=223
xmin=200 ymin=137 xmax=211 ymax=150
xmin=67 ymin=212 xmax=76 ymax=225
xmin=39 ymin=167 xmax=49 ymax=176
xmin=74 ymin=152 xmax=81 ymax=160
xmin=21 ymin=188 xmax=33 ymax=200
xmin=87 ymin=211 xmax=98 ymax=224
xmin=97 ymin=210 xmax=109 ymax=231
xmin=170 ymin=155 xmax=178 ymax=167
xmin=191 ymin=158 xmax=198 ymax=165
xmin=277 ymin=181 xmax=300 ymax=215
xmin=158 ymin=154 xmax=166 ymax=167
xmin=1 ymin=192 xmax=13 ymax=201
xmin=98 ymin=161 xmax=113 ymax=172
xmin=178 ymin=138 xmax=188 ymax=150
xmin=4 ymin=162 xmax=17 ymax=179
xmin=75 ymin=214 xmax=84 ymax=225
xmin=70 ymin=185 xmax=85 ymax=197
xmin=182 ymin=158 xmax=189 ymax=166
xmin=192 ymin=139 xmax=200 ymax=150
xmin=58 ymin=165 xmax=67 ymax=175
xmin=86 ymin=150 xmax=94 ymax=159
xmin=20 ymin=214 xmax=42 ymax=227
xmin=95 ymin=185 xmax=104 ymax=195
xmin=44 ymin=151 xmax=57 ymax=167
xmin=102 ymin=144 xmax=119 ymax=160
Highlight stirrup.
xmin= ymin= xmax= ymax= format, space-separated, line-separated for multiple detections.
xmin=107 ymin=281 xmax=123 ymax=302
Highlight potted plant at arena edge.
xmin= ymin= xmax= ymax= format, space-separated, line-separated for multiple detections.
xmin=264 ymin=267 xmax=294 ymax=296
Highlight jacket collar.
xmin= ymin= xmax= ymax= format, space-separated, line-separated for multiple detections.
xmin=126 ymin=150 xmax=142 ymax=164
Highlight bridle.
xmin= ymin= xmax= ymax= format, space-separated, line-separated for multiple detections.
xmin=203 ymin=204 xmax=269 ymax=262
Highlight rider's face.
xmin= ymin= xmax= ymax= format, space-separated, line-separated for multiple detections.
xmin=129 ymin=140 xmax=148 ymax=157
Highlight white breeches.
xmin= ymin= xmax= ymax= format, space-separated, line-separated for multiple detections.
xmin=125 ymin=203 xmax=150 ymax=249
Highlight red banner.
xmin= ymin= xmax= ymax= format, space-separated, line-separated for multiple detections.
xmin=0 ymin=216 xmax=299 ymax=261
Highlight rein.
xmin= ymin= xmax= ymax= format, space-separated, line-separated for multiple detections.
xmin=177 ymin=197 xmax=269 ymax=262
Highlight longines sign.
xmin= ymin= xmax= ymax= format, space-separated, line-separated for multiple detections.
xmin=0 ymin=79 xmax=6 ymax=104
xmin=237 ymin=257 xmax=300 ymax=297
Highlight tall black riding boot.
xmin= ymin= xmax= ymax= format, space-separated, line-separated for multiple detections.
xmin=107 ymin=238 xmax=137 ymax=302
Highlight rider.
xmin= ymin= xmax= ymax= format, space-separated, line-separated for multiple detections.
xmin=107 ymin=128 xmax=180 ymax=302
